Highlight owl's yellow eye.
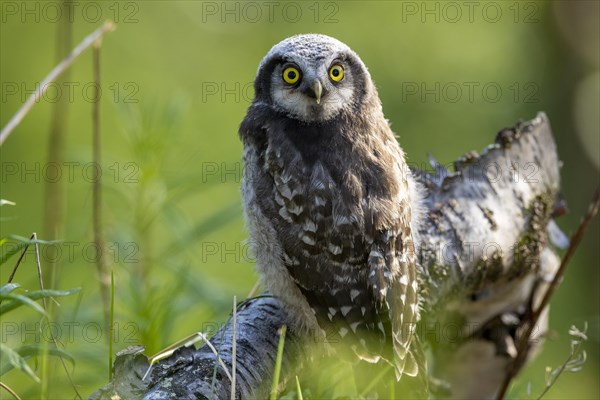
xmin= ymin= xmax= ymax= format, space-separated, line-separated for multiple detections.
xmin=282 ymin=67 xmax=301 ymax=85
xmin=329 ymin=64 xmax=344 ymax=82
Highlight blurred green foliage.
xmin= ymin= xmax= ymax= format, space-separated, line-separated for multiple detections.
xmin=0 ymin=1 xmax=598 ymax=398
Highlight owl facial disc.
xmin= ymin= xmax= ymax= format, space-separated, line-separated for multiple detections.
xmin=255 ymin=34 xmax=373 ymax=123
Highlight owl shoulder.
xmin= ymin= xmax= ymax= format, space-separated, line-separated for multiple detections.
xmin=239 ymin=102 xmax=274 ymax=141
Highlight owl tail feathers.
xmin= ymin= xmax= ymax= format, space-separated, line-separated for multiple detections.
xmin=352 ymin=338 xmax=429 ymax=397
xmin=392 ymin=337 xmax=430 ymax=398
xmin=395 ymin=347 xmax=418 ymax=379
xmin=393 ymin=336 xmax=427 ymax=381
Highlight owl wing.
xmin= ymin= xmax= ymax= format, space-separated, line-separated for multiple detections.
xmin=368 ymin=226 xmax=419 ymax=379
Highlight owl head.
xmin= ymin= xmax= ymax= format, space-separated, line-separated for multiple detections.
xmin=253 ymin=34 xmax=379 ymax=123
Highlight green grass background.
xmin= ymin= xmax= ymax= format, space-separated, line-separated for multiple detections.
xmin=0 ymin=1 xmax=598 ymax=398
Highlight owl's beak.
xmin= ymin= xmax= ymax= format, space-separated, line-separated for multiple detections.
xmin=312 ymin=81 xmax=323 ymax=105
xmin=302 ymin=79 xmax=325 ymax=105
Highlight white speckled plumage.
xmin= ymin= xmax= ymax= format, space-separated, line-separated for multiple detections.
xmin=239 ymin=34 xmax=424 ymax=380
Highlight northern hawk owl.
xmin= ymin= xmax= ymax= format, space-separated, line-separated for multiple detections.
xmin=239 ymin=34 xmax=423 ymax=380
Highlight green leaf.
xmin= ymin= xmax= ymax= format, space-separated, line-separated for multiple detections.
xmin=0 ymin=343 xmax=40 ymax=382
xmin=0 ymin=293 xmax=47 ymax=316
xmin=0 ymin=288 xmax=80 ymax=315
xmin=0 ymin=344 xmax=75 ymax=377
xmin=0 ymin=239 xmax=28 ymax=266
xmin=18 ymin=287 xmax=81 ymax=301
xmin=7 ymin=234 xmax=57 ymax=245
xmin=0 ymin=235 xmax=59 ymax=266
xmin=0 ymin=283 xmax=20 ymax=296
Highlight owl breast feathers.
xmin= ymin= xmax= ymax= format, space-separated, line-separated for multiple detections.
xmin=239 ymin=34 xmax=422 ymax=380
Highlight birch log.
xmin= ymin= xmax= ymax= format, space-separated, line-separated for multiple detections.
xmin=89 ymin=112 xmax=563 ymax=400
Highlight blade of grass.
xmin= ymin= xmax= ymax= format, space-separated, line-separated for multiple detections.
xmin=359 ymin=364 xmax=392 ymax=398
xmin=270 ymin=325 xmax=287 ymax=400
xmin=109 ymin=270 xmax=115 ymax=380
xmin=295 ymin=376 xmax=303 ymax=400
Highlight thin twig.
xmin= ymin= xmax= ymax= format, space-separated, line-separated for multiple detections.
xmin=31 ymin=233 xmax=48 ymax=310
xmin=44 ymin=0 xmax=73 ymax=294
xmin=91 ymin=38 xmax=111 ymax=340
xmin=0 ymin=382 xmax=22 ymax=400
xmin=41 ymin=5 xmax=72 ymax=391
xmin=496 ymin=187 xmax=600 ymax=399
xmin=0 ymin=233 xmax=39 ymax=309
xmin=0 ymin=21 xmax=116 ymax=145
xmin=6 ymin=234 xmax=35 ymax=284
